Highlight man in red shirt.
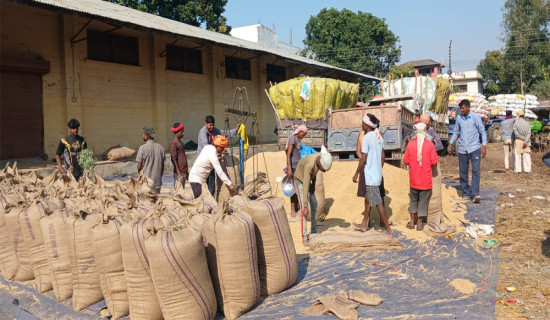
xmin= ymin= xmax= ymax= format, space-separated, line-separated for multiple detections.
xmin=403 ymin=123 xmax=439 ymax=231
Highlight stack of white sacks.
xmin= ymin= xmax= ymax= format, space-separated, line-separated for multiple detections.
xmin=449 ymin=92 xmax=489 ymax=117
xmin=488 ymin=94 xmax=539 ymax=109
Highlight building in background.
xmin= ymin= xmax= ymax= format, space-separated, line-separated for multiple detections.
xmin=449 ymin=71 xmax=484 ymax=94
xmin=0 ymin=0 xmax=377 ymax=160
xmin=399 ymin=59 xmax=445 ymax=77
xmin=230 ymin=24 xmax=301 ymax=55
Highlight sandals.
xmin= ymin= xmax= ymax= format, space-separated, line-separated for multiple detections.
xmin=416 ymin=223 xmax=425 ymax=231
xmin=406 ymin=221 xmax=415 ymax=229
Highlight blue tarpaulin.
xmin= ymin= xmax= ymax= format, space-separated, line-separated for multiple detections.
xmin=1 ymin=179 xmax=500 ymax=319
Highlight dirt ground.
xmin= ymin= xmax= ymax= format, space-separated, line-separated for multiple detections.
xmin=440 ymin=143 xmax=550 ymax=319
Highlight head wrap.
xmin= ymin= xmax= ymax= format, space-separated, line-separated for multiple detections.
xmin=414 ymin=123 xmax=427 ymax=166
xmin=516 ymin=109 xmax=525 ymax=119
xmin=143 ymin=126 xmax=156 ymax=139
xmin=363 ymin=114 xmax=382 ymax=142
xmin=285 ymin=124 xmax=308 ymax=150
xmin=213 ymin=135 xmax=228 ymax=148
xmin=319 ymin=145 xmax=332 ymax=171
xmin=171 ymin=123 xmax=184 ymax=133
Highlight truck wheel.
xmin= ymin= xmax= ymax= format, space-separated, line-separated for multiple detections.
xmin=487 ymin=122 xmax=502 ymax=143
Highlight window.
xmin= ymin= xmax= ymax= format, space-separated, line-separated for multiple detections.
xmin=166 ymin=45 xmax=203 ymax=74
xmin=266 ymin=64 xmax=286 ymax=83
xmin=225 ymin=57 xmax=251 ymax=80
xmin=417 ymin=67 xmax=433 ymax=76
xmin=87 ymin=30 xmax=139 ymax=66
xmin=458 ymin=85 xmax=467 ymax=93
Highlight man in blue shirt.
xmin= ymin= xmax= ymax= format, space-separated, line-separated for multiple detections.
xmin=447 ymin=99 xmax=487 ymax=203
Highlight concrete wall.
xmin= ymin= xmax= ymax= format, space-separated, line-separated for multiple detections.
xmin=3 ymin=1 xmax=326 ymax=159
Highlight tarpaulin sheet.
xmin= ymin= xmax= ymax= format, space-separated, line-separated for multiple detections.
xmin=241 ymin=181 xmax=500 ymax=319
xmin=1 ymin=179 xmax=500 ymax=319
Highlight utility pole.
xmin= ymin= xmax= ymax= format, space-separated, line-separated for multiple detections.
xmin=448 ymin=40 xmax=452 ymax=75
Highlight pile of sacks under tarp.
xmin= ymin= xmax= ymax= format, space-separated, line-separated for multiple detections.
xmin=0 ymin=162 xmax=298 ymax=320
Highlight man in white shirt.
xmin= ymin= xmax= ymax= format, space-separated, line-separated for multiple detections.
xmin=188 ymin=135 xmax=237 ymax=198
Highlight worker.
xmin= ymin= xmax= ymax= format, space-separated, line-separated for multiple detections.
xmin=294 ymin=146 xmax=333 ymax=246
xmin=419 ymin=114 xmax=443 ymax=151
xmin=356 ymin=119 xmax=388 ymax=227
xmin=353 ymin=114 xmax=392 ymax=235
xmin=447 ymin=99 xmax=487 ymax=203
xmin=513 ymin=110 xmax=531 ymax=173
xmin=500 ymin=110 xmax=515 ymax=170
xmin=286 ymin=124 xmax=308 ymax=217
xmin=189 ymin=135 xmax=237 ymax=199
xmin=136 ymin=126 xmax=165 ymax=193
xmin=197 ymin=115 xmax=240 ymax=196
xmin=170 ymin=122 xmax=188 ymax=189
xmin=403 ymin=123 xmax=439 ymax=231
xmin=55 ymin=118 xmax=87 ymax=181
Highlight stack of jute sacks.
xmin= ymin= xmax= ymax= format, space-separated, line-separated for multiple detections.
xmin=0 ymin=162 xmax=297 ymax=319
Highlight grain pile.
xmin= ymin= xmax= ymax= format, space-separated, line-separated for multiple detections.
xmin=244 ymin=151 xmax=467 ymax=254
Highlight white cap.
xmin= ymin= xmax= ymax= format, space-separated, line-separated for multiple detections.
xmin=319 ymin=145 xmax=332 ymax=171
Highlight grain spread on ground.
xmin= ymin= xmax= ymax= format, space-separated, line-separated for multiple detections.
xmin=450 ymin=278 xmax=477 ymax=295
xmin=244 ymin=151 xmax=467 ymax=254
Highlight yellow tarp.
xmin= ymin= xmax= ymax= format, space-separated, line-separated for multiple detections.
xmin=268 ymin=77 xmax=359 ymax=120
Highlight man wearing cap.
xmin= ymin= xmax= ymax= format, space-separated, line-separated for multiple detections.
xmin=55 ymin=118 xmax=87 ymax=181
xmin=170 ymin=122 xmax=188 ymax=189
xmin=294 ymin=145 xmax=333 ymax=245
xmin=447 ymin=99 xmax=487 ymax=203
xmin=353 ymin=113 xmax=392 ymax=235
xmin=197 ymin=115 xmax=240 ymax=195
xmin=136 ymin=126 xmax=165 ymax=193
xmin=188 ymin=135 xmax=237 ymax=199
xmin=513 ymin=110 xmax=532 ymax=173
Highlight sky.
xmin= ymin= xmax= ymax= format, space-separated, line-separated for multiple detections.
xmin=224 ymin=0 xmax=507 ymax=73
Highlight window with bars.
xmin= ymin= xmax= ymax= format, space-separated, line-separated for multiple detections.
xmin=166 ymin=45 xmax=203 ymax=74
xmin=225 ymin=56 xmax=251 ymax=80
xmin=266 ymin=64 xmax=286 ymax=83
xmin=87 ymin=30 xmax=139 ymax=66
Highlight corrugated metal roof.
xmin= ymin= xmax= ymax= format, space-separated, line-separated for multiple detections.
xmin=28 ymin=0 xmax=379 ymax=81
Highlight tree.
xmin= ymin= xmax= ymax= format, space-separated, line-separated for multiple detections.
xmin=386 ymin=64 xmax=416 ymax=80
xmin=477 ymin=50 xmax=505 ymax=96
xmin=303 ymin=8 xmax=401 ymax=100
xmin=106 ymin=0 xmax=231 ymax=34
xmin=501 ymin=0 xmax=550 ymax=93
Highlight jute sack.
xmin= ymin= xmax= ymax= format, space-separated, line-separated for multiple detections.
xmin=67 ymin=210 xmax=104 ymax=311
xmin=107 ymin=147 xmax=136 ymax=161
xmin=308 ymin=232 xmax=402 ymax=253
xmin=19 ymin=200 xmax=53 ymax=292
xmin=229 ymin=195 xmax=297 ymax=296
xmin=173 ymin=191 xmax=218 ymax=214
xmin=427 ymin=163 xmax=443 ymax=225
xmin=203 ymin=205 xmax=260 ymax=320
xmin=0 ymin=210 xmax=19 ymax=280
xmin=91 ymin=213 xmax=129 ymax=319
xmin=125 ymin=173 xmax=155 ymax=193
xmin=40 ymin=208 xmax=73 ymax=301
xmin=120 ymin=218 xmax=163 ymax=320
xmin=4 ymin=205 xmax=35 ymax=281
xmin=216 ymin=154 xmax=240 ymax=204
xmin=314 ymin=171 xmax=326 ymax=222
xmin=146 ymin=226 xmax=217 ymax=320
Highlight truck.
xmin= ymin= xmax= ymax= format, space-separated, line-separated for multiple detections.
xmin=327 ymin=95 xmax=415 ymax=160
